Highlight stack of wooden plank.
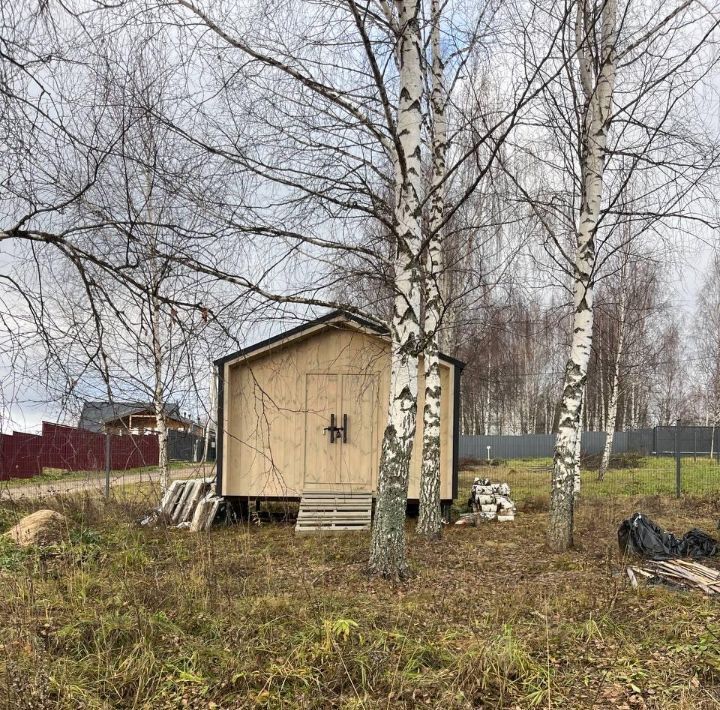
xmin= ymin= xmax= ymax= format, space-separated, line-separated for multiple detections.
xmin=627 ymin=559 xmax=720 ymax=595
xmin=156 ymin=478 xmax=223 ymax=531
xmin=295 ymin=491 xmax=372 ymax=533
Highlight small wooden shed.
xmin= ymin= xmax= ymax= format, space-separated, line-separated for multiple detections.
xmin=215 ymin=311 xmax=463 ymax=515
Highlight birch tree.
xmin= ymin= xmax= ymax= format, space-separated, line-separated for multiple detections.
xmin=367 ymin=0 xmax=425 ymax=576
xmin=597 ymin=285 xmax=624 ymax=479
xmin=417 ymin=0 xmax=447 ymax=539
xmin=694 ymin=251 xmax=720 ymax=452
xmin=503 ymin=0 xmax=719 ymax=550
xmin=546 ymin=0 xmax=618 ymax=549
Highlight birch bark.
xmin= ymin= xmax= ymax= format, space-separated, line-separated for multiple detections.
xmin=597 ymin=357 xmax=605 ymax=431
xmin=144 ymin=164 xmax=171 ymax=494
xmin=484 ymin=356 xmax=492 ymax=435
xmin=369 ymin=0 xmax=424 ymax=578
xmin=599 ymin=294 xmax=626 ymax=480
xmin=711 ymin=421 xmax=716 ymax=459
xmin=548 ymin=0 xmax=617 ymax=551
xmin=418 ymin=0 xmax=446 ymax=538
xmin=151 ymin=292 xmax=170 ymax=493
xmin=573 ymin=390 xmax=584 ymax=495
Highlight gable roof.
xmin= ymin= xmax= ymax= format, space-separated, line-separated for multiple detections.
xmin=215 ymin=310 xmax=465 ymax=369
xmin=78 ymin=401 xmax=188 ymax=432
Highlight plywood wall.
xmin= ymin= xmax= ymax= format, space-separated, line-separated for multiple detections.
xmin=221 ymin=325 xmax=454 ymax=501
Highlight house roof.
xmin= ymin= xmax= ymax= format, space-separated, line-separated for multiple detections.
xmin=78 ymin=401 xmax=190 ymax=432
xmin=215 ymin=310 xmax=465 ymax=369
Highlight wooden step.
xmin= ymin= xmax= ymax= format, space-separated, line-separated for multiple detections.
xmin=295 ymin=491 xmax=372 ymax=533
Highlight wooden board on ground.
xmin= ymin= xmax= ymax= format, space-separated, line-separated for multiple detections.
xmin=628 ymin=559 xmax=720 ymax=595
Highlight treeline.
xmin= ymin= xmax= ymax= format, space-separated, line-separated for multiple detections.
xmin=457 ymin=253 xmax=717 ymax=435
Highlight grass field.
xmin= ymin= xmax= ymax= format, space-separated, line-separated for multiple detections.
xmin=1 ymin=480 xmax=720 ymax=708
xmin=461 ymin=455 xmax=720 ymax=505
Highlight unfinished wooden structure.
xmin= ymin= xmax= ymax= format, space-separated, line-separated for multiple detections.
xmin=215 ymin=312 xmax=463 ymax=529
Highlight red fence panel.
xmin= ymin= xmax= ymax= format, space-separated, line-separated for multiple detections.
xmin=10 ymin=433 xmax=43 ymax=478
xmin=0 ymin=433 xmax=16 ymax=481
xmin=0 ymin=423 xmax=159 ymax=480
xmin=41 ymin=422 xmax=105 ymax=472
xmin=109 ymin=433 xmax=159 ymax=470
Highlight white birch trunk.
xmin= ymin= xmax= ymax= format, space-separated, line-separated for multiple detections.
xmin=417 ymin=0 xmax=446 ymax=538
xmin=369 ymin=0 xmax=424 ymax=578
xmin=597 ymin=356 xmax=605 ymax=431
xmin=417 ymin=300 xmax=442 ymax=538
xmin=573 ymin=390 xmax=585 ymax=495
xmin=599 ymin=296 xmax=626 ymax=480
xmin=151 ymin=293 xmax=170 ymax=492
xmin=711 ymin=421 xmax=716 ymax=460
xmin=548 ymin=0 xmax=617 ymax=551
xmin=484 ymin=356 xmax=492 ymax=435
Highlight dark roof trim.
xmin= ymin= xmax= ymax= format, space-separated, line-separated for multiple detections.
xmin=215 ymin=310 xmax=466 ymax=369
xmin=215 ymin=366 xmax=225 ymax=497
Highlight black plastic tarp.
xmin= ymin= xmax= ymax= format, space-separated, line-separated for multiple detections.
xmin=618 ymin=513 xmax=718 ymax=560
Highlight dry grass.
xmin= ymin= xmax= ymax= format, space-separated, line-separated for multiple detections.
xmin=1 ymin=488 xmax=720 ymax=708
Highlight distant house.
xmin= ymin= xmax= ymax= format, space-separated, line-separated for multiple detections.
xmin=78 ymin=401 xmax=203 ymax=436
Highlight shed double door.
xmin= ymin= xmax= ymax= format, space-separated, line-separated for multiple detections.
xmin=304 ymin=373 xmax=378 ymax=491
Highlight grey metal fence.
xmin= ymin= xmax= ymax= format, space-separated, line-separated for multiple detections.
xmin=459 ymin=431 xmax=624 ymax=460
xmin=459 ymin=426 xmax=714 ymax=461
xmin=653 ymin=425 xmax=720 ymax=456
xmin=457 ymin=422 xmax=720 ymax=504
xmin=168 ymin=431 xmax=212 ymax=462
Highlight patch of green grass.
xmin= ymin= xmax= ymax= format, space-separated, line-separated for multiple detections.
xmin=460 ymin=455 xmax=720 ymax=504
xmin=0 ymin=535 xmax=29 ymax=570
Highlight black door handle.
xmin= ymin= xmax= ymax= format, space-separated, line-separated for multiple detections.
xmin=323 ymin=413 xmax=337 ymax=443
xmin=323 ymin=413 xmax=348 ymax=443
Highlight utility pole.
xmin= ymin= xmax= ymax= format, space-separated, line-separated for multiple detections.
xmin=203 ymin=363 xmax=217 ymax=464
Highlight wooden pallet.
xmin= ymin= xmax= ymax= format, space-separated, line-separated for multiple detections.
xmin=295 ymin=491 xmax=372 ymax=533
xmin=154 ymin=478 xmax=222 ymax=531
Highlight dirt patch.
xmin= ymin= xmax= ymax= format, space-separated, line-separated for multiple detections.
xmin=581 ymin=451 xmax=645 ymax=469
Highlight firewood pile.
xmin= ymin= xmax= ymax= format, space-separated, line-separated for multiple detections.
xmin=627 ymin=559 xmax=720 ymax=595
xmin=455 ymin=478 xmax=516 ymax=526
xmin=141 ymin=478 xmax=223 ymax=531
